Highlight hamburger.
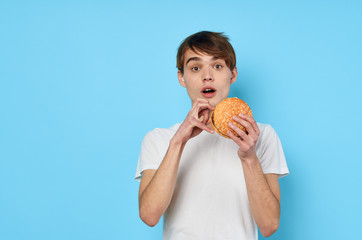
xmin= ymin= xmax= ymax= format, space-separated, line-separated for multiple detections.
xmin=210 ymin=97 xmax=253 ymax=138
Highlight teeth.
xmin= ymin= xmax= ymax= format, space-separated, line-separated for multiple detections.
xmin=203 ymin=88 xmax=215 ymax=93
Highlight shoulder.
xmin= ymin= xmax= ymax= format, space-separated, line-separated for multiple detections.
xmin=143 ymin=123 xmax=181 ymax=142
xmin=255 ymin=122 xmax=289 ymax=176
xmin=256 ymin=122 xmax=279 ymax=144
xmin=139 ymin=123 xmax=181 ymax=159
xmin=257 ymin=122 xmax=276 ymax=135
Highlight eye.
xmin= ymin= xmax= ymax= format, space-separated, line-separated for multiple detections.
xmin=214 ymin=64 xmax=223 ymax=70
xmin=191 ymin=66 xmax=200 ymax=72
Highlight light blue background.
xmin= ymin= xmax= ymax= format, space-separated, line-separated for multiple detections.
xmin=1 ymin=0 xmax=361 ymax=239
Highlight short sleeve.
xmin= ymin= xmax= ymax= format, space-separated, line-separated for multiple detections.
xmin=258 ymin=125 xmax=289 ymax=178
xmin=134 ymin=131 xmax=163 ymax=182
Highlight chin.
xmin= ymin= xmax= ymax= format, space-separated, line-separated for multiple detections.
xmin=213 ymin=97 xmax=226 ymax=106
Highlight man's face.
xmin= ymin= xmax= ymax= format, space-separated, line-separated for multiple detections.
xmin=178 ymin=49 xmax=237 ymax=107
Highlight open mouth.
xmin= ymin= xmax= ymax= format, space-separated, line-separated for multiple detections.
xmin=202 ymin=88 xmax=215 ymax=94
xmin=201 ymin=87 xmax=216 ymax=98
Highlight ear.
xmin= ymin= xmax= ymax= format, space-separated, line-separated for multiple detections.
xmin=230 ymin=66 xmax=238 ymax=85
xmin=178 ymin=70 xmax=186 ymax=88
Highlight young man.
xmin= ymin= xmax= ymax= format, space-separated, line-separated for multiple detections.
xmin=135 ymin=31 xmax=289 ymax=240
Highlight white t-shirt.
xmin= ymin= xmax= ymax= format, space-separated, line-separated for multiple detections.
xmin=135 ymin=122 xmax=289 ymax=240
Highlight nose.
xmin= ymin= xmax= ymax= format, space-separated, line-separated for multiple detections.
xmin=202 ymin=67 xmax=213 ymax=82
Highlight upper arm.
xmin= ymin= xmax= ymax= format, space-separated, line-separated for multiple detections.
xmin=264 ymin=173 xmax=281 ymax=204
xmin=138 ymin=169 xmax=157 ymax=199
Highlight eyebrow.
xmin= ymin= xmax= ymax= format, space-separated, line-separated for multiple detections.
xmin=185 ymin=56 xmax=219 ymax=66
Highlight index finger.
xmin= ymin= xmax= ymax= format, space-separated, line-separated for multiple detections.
xmin=191 ymin=117 xmax=215 ymax=134
xmin=193 ymin=101 xmax=215 ymax=114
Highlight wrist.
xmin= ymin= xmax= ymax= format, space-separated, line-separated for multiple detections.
xmin=170 ymin=136 xmax=186 ymax=150
xmin=240 ymin=152 xmax=258 ymax=164
xmin=171 ymin=128 xmax=190 ymax=145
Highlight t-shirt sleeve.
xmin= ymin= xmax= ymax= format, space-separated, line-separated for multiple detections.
xmin=258 ymin=125 xmax=289 ymax=178
xmin=135 ymin=130 xmax=163 ymax=182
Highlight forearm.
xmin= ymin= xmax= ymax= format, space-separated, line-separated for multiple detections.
xmin=139 ymin=138 xmax=185 ymax=226
xmin=139 ymin=98 xmax=215 ymax=226
xmin=241 ymin=154 xmax=280 ymax=237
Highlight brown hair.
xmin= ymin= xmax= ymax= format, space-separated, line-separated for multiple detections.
xmin=176 ymin=31 xmax=236 ymax=74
